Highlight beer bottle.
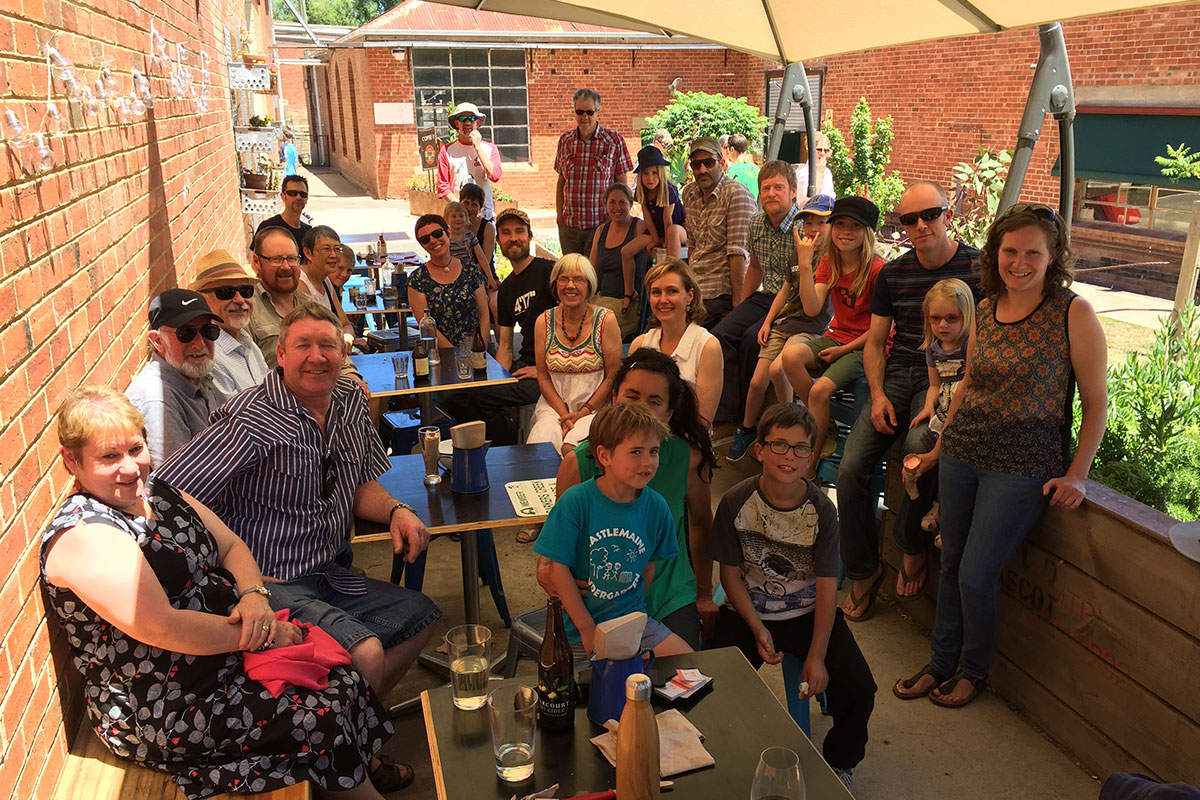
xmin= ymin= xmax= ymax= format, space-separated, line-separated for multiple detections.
xmin=471 ymin=328 xmax=487 ymax=371
xmin=537 ymin=596 xmax=576 ymax=732
xmin=616 ymin=673 xmax=659 ymax=800
xmin=377 ymin=233 xmax=387 ymax=260
xmin=413 ymin=337 xmax=430 ymax=378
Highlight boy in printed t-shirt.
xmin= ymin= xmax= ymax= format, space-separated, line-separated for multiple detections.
xmin=710 ymin=403 xmax=876 ymax=786
xmin=534 ymin=403 xmax=693 ymax=657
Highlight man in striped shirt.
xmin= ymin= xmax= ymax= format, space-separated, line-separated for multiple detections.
xmin=158 ymin=304 xmax=441 ymax=697
xmin=836 ymin=181 xmax=982 ymax=621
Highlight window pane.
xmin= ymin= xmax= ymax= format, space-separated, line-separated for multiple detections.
xmin=491 ymin=126 xmax=529 ymax=145
xmin=452 ymin=49 xmax=490 ymax=67
xmin=490 ymin=50 xmax=525 ymax=67
xmin=492 ymin=88 xmax=527 ymax=106
xmin=453 ymin=68 xmax=490 ymax=88
xmin=490 ymin=68 xmax=526 ymax=87
xmin=490 ymin=107 xmax=526 ymax=126
xmin=452 ymin=88 xmax=490 ymax=107
xmin=412 ymin=49 xmax=450 ymax=67
xmin=497 ymin=143 xmax=529 ymax=162
xmin=416 ymin=108 xmax=441 ymax=128
xmin=417 ymin=88 xmax=450 ymax=106
xmin=413 ymin=68 xmax=451 ymax=86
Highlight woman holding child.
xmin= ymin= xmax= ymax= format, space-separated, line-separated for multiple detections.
xmin=895 ymin=202 xmax=1108 ymax=708
xmin=41 ymin=387 xmax=398 ymax=799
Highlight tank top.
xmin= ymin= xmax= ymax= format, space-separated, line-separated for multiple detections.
xmin=475 ymin=216 xmax=497 ymax=280
xmin=544 ymin=305 xmax=607 ymax=374
xmin=641 ymin=323 xmax=714 ymax=389
xmin=941 ymin=289 xmax=1077 ymax=479
xmin=594 ymin=219 xmax=645 ymax=298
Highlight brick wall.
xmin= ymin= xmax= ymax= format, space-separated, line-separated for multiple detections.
xmin=0 ymin=0 xmax=265 ymax=796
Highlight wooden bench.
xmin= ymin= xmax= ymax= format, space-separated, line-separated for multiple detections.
xmin=55 ymin=719 xmax=310 ymax=800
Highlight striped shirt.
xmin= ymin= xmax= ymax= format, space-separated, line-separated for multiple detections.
xmin=554 ymin=125 xmax=634 ymax=230
xmin=156 ymin=369 xmax=391 ymax=594
xmin=210 ymin=327 xmax=270 ymax=400
xmin=870 ymin=241 xmax=982 ymax=367
xmin=748 ymin=206 xmax=800 ymax=295
xmin=681 ymin=172 xmax=757 ymax=301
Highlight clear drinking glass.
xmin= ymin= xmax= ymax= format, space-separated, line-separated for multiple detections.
xmin=354 ymin=292 xmax=368 ymax=311
xmin=363 ymin=277 xmax=376 ymax=295
xmin=455 ymin=338 xmax=473 ymax=380
xmin=391 ymin=353 xmax=409 ymax=382
xmin=446 ymin=624 xmax=492 ymax=711
xmin=419 ymin=426 xmax=441 ymax=485
xmin=488 ymin=684 xmax=537 ymax=782
xmin=750 ymin=747 xmax=805 ymax=800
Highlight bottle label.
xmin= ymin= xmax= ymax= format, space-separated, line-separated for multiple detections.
xmin=471 ymin=351 xmax=487 ymax=370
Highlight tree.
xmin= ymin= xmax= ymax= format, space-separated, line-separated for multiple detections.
xmin=273 ymin=0 xmax=399 ymax=27
xmin=822 ymin=97 xmax=904 ymax=223
xmin=642 ymin=91 xmax=770 ymax=186
xmin=1155 ymin=143 xmax=1200 ymax=184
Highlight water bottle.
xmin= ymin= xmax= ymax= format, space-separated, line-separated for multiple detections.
xmin=419 ymin=310 xmax=440 ymax=365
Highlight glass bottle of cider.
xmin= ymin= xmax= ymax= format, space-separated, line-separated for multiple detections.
xmin=536 ymin=596 xmax=576 ymax=732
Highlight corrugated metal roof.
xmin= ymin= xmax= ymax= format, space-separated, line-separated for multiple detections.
xmin=360 ymin=0 xmax=632 ymax=34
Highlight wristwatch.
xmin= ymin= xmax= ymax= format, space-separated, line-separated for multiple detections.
xmin=239 ymin=584 xmax=272 ymax=599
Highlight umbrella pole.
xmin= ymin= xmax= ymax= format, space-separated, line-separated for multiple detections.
xmin=998 ymin=22 xmax=1076 ymax=216
xmin=767 ymin=62 xmax=818 ymax=198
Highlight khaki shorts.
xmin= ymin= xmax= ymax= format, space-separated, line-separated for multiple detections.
xmin=595 ymin=295 xmax=641 ymax=340
xmin=759 ymin=329 xmax=817 ymax=362
xmin=801 ymin=336 xmax=866 ymax=389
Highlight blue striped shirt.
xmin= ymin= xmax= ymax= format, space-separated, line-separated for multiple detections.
xmin=156 ymin=368 xmax=391 ymax=594
xmin=870 ymin=242 xmax=982 ymax=367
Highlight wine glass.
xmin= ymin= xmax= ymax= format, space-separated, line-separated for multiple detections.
xmin=750 ymin=746 xmax=805 ymax=800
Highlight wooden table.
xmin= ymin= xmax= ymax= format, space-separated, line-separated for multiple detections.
xmin=420 ymin=647 xmax=855 ymax=800
xmin=352 ymin=350 xmax=517 ymax=428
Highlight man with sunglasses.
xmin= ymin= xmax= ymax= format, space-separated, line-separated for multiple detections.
xmin=256 ymin=175 xmax=312 ymax=254
xmin=436 ymin=102 xmax=503 ymax=219
xmin=836 ymin=180 xmax=982 ymax=622
xmin=191 ymin=248 xmax=270 ymax=398
xmin=554 ymin=88 xmax=634 ymax=255
xmin=125 ymin=288 xmax=223 ymax=465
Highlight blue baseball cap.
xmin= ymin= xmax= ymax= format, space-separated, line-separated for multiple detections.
xmin=800 ymin=194 xmax=835 ymax=216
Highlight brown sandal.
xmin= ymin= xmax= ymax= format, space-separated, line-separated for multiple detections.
xmin=893 ymin=663 xmax=950 ymax=700
xmin=895 ymin=555 xmax=927 ymax=601
xmin=929 ymin=671 xmax=987 ymax=708
xmin=842 ymin=569 xmax=885 ymax=622
xmin=370 ymin=754 xmax=415 ymax=792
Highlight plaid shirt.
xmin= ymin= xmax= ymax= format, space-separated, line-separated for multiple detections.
xmin=749 ymin=206 xmax=800 ymax=295
xmin=681 ymin=172 xmax=757 ymax=300
xmin=554 ymin=125 xmax=634 ymax=230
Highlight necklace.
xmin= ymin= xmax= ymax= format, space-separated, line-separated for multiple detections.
xmin=430 ymin=256 xmax=453 ymax=273
xmin=560 ymin=305 xmax=588 ymax=343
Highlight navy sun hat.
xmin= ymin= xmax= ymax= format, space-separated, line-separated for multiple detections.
xmin=634 ymin=144 xmax=671 ymax=172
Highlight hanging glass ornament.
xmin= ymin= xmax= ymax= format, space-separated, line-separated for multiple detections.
xmin=33 ymin=133 xmax=55 ymax=172
xmin=4 ymin=109 xmax=25 ymax=140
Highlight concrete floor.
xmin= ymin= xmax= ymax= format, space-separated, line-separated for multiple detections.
xmin=302 ymin=167 xmax=1107 ymax=798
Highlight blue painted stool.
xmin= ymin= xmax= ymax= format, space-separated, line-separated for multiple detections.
xmin=391 ymin=530 xmax=512 ymax=627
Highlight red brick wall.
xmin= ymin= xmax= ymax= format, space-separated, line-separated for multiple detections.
xmin=329 ymin=48 xmax=379 ymax=195
xmin=0 ymin=0 xmax=266 ymax=796
xmin=277 ymin=46 xmax=308 ymax=129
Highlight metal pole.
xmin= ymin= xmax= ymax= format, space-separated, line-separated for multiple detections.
xmin=766 ymin=62 xmax=817 ymax=197
xmin=998 ymin=23 xmax=1075 ymax=216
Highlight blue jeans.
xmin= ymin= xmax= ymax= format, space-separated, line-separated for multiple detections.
xmin=711 ymin=291 xmax=772 ymax=423
xmin=929 ymin=453 xmax=1048 ymax=679
xmin=836 ymin=365 xmax=937 ymax=581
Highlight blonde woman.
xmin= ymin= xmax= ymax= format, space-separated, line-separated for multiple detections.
xmin=794 ymin=131 xmax=836 ymax=199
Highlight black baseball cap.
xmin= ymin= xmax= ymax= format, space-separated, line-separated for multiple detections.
xmin=830 ymin=196 xmax=881 ymax=229
xmin=149 ymin=288 xmax=222 ymax=329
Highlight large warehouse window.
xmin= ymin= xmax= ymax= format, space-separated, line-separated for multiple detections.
xmin=412 ymin=48 xmax=530 ymax=163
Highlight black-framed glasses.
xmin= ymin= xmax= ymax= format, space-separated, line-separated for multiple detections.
xmin=322 ymin=445 xmax=337 ymax=499
xmin=764 ymin=440 xmax=815 ymax=459
xmin=417 ymin=228 xmax=445 ymax=245
xmin=1001 ymin=202 xmax=1056 ymax=222
xmin=256 ymin=253 xmax=301 ymax=267
xmin=172 ymin=323 xmax=221 ymax=343
xmin=689 ymin=157 xmax=717 ymax=170
xmin=898 ymin=206 xmax=948 ymax=226
xmin=574 ymin=108 xmax=596 ymax=116
xmin=283 ymin=189 xmax=308 ymax=198
xmin=455 ymin=114 xmax=478 ymax=123
xmin=200 ymin=285 xmax=255 ymax=300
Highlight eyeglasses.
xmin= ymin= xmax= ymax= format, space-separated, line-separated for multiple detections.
xmin=898 ymin=206 xmax=948 ymax=226
xmin=322 ymin=445 xmax=337 ymax=499
xmin=417 ymin=228 xmax=446 ymax=245
xmin=283 ymin=189 xmax=308 ymax=199
xmin=313 ymin=245 xmax=340 ymax=256
xmin=764 ymin=440 xmax=815 ymax=459
xmin=556 ymin=275 xmax=586 ymax=285
xmin=256 ymin=253 xmax=301 ymax=267
xmin=928 ymin=313 xmax=962 ymax=325
xmin=455 ymin=114 xmax=478 ymax=123
xmin=1001 ymin=202 xmax=1056 ymax=221
xmin=815 ymin=147 xmax=831 ymax=154
xmin=690 ymin=157 xmax=717 ymax=170
xmin=171 ymin=323 xmax=221 ymax=343
xmin=574 ymin=108 xmax=596 ymax=116
xmin=200 ymin=285 xmax=255 ymax=300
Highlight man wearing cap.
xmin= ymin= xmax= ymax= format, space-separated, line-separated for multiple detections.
xmin=125 ymin=288 xmax=223 ymax=465
xmin=256 ymin=174 xmax=311 ymax=255
xmin=555 ymin=88 xmax=634 ymax=256
xmin=713 ymin=163 xmax=833 ymax=427
xmin=436 ymin=102 xmax=503 ymax=220
xmin=681 ymin=136 xmax=757 ymax=328
xmin=191 ymin=249 xmax=270 ymax=398
xmin=438 ymin=208 xmax=557 ymax=444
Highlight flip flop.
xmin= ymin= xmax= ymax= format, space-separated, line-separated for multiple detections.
xmin=370 ymin=754 xmax=415 ymax=792
xmin=842 ymin=569 xmax=885 ymax=622
xmin=929 ymin=671 xmax=988 ymax=708
xmin=515 ymin=526 xmax=540 ymax=544
xmin=895 ymin=555 xmax=927 ymax=601
xmin=893 ymin=663 xmax=950 ymax=700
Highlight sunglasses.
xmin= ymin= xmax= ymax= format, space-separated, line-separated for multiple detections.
xmin=322 ymin=445 xmax=337 ymax=499
xmin=455 ymin=114 xmax=478 ymax=123
xmin=898 ymin=206 xmax=948 ymax=226
xmin=690 ymin=156 xmax=718 ymax=170
xmin=417 ymin=228 xmax=446 ymax=245
xmin=815 ymin=147 xmax=831 ymax=154
xmin=574 ymin=108 xmax=596 ymax=116
xmin=200 ymin=285 xmax=255 ymax=300
xmin=283 ymin=189 xmax=308 ymax=198
xmin=1002 ymin=202 xmax=1056 ymax=221
xmin=764 ymin=440 xmax=815 ymax=459
xmin=171 ymin=323 xmax=221 ymax=343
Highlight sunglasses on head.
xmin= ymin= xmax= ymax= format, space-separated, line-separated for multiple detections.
xmin=1001 ymin=202 xmax=1056 ymax=222
xmin=574 ymin=108 xmax=596 ymax=116
xmin=171 ymin=323 xmax=221 ymax=343
xmin=898 ymin=206 xmax=948 ymax=226
xmin=456 ymin=114 xmax=478 ymax=123
xmin=200 ymin=285 xmax=255 ymax=301
xmin=283 ymin=189 xmax=308 ymax=198
xmin=690 ymin=156 xmax=718 ymax=170
xmin=417 ymin=228 xmax=445 ymax=245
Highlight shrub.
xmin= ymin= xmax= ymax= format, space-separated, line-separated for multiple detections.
xmin=822 ymin=98 xmax=904 ymax=222
xmin=948 ymin=148 xmax=1011 ymax=248
xmin=642 ymin=92 xmax=769 ymax=186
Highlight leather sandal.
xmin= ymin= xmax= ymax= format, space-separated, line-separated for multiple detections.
xmin=893 ymin=663 xmax=950 ymax=700
xmin=895 ymin=555 xmax=927 ymax=601
xmin=842 ymin=568 xmax=885 ymax=622
xmin=929 ymin=671 xmax=988 ymax=708
xmin=370 ymin=754 xmax=415 ymax=792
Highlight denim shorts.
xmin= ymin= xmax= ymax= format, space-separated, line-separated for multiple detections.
xmin=268 ymin=573 xmax=442 ymax=652
xmin=640 ymin=617 xmax=675 ymax=651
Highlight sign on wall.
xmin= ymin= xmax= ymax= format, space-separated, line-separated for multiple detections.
xmin=374 ymin=102 xmax=414 ymax=126
xmin=417 ymin=126 xmax=439 ymax=170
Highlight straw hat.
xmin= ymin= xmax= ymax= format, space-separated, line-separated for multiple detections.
xmin=189 ymin=249 xmax=260 ymax=291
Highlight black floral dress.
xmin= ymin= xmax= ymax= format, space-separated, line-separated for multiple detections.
xmin=39 ymin=477 xmax=393 ymax=799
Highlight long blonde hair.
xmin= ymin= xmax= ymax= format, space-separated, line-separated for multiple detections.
xmin=821 ymin=219 xmax=877 ymax=300
xmin=635 ymin=165 xmax=670 ymax=208
xmin=920 ymin=278 xmax=975 ymax=349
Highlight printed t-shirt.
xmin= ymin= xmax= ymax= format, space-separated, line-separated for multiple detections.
xmin=815 ymin=255 xmax=887 ymax=345
xmin=496 ymin=257 xmax=555 ymax=368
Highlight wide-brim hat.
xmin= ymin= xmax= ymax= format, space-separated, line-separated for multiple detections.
xmin=189 ymin=249 xmax=260 ymax=292
xmin=450 ymin=103 xmax=486 ymax=126
xmin=149 ymin=288 xmax=222 ymax=329
xmin=1169 ymin=521 xmax=1200 ymax=562
xmin=830 ymin=195 xmax=880 ymax=229
xmin=635 ymin=145 xmax=670 ymax=172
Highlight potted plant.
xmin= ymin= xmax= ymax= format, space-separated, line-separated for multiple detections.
xmin=493 ymin=188 xmax=518 ymax=218
xmin=243 ymin=151 xmax=277 ymax=191
xmin=405 ymin=171 xmax=442 ymax=215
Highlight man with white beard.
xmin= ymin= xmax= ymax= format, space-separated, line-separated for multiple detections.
xmin=190 ymin=249 xmax=270 ymax=398
xmin=125 ymin=288 xmax=222 ymax=465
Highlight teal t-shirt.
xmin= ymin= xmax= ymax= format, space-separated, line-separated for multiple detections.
xmin=573 ymin=436 xmax=696 ymax=620
xmin=533 ymin=478 xmax=678 ymax=642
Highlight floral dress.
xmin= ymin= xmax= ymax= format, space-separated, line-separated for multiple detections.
xmin=39 ymin=477 xmax=393 ymax=799
xmin=408 ymin=262 xmax=484 ymax=345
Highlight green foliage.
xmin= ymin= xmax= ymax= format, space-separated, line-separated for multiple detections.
xmin=821 ymin=98 xmax=904 ymax=222
xmin=406 ymin=171 xmax=435 ymax=192
xmin=1084 ymin=302 xmax=1200 ymax=520
xmin=948 ymin=148 xmax=1011 ymax=248
xmin=642 ymin=92 xmax=769 ymax=186
xmin=273 ymin=0 xmax=399 ymax=27
xmin=1154 ymin=142 xmax=1200 ymax=184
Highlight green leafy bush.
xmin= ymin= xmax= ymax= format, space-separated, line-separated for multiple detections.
xmin=948 ymin=148 xmax=1011 ymax=248
xmin=1155 ymin=142 xmax=1200 ymax=184
xmin=642 ymin=92 xmax=769 ymax=186
xmin=822 ymin=98 xmax=904 ymax=222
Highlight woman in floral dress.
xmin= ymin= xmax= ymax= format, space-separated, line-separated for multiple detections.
xmin=407 ymin=213 xmax=489 ymax=348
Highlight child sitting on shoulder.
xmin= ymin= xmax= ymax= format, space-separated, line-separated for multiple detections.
xmin=533 ymin=403 xmax=694 ymax=657
xmin=710 ymin=402 xmax=876 ymax=787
